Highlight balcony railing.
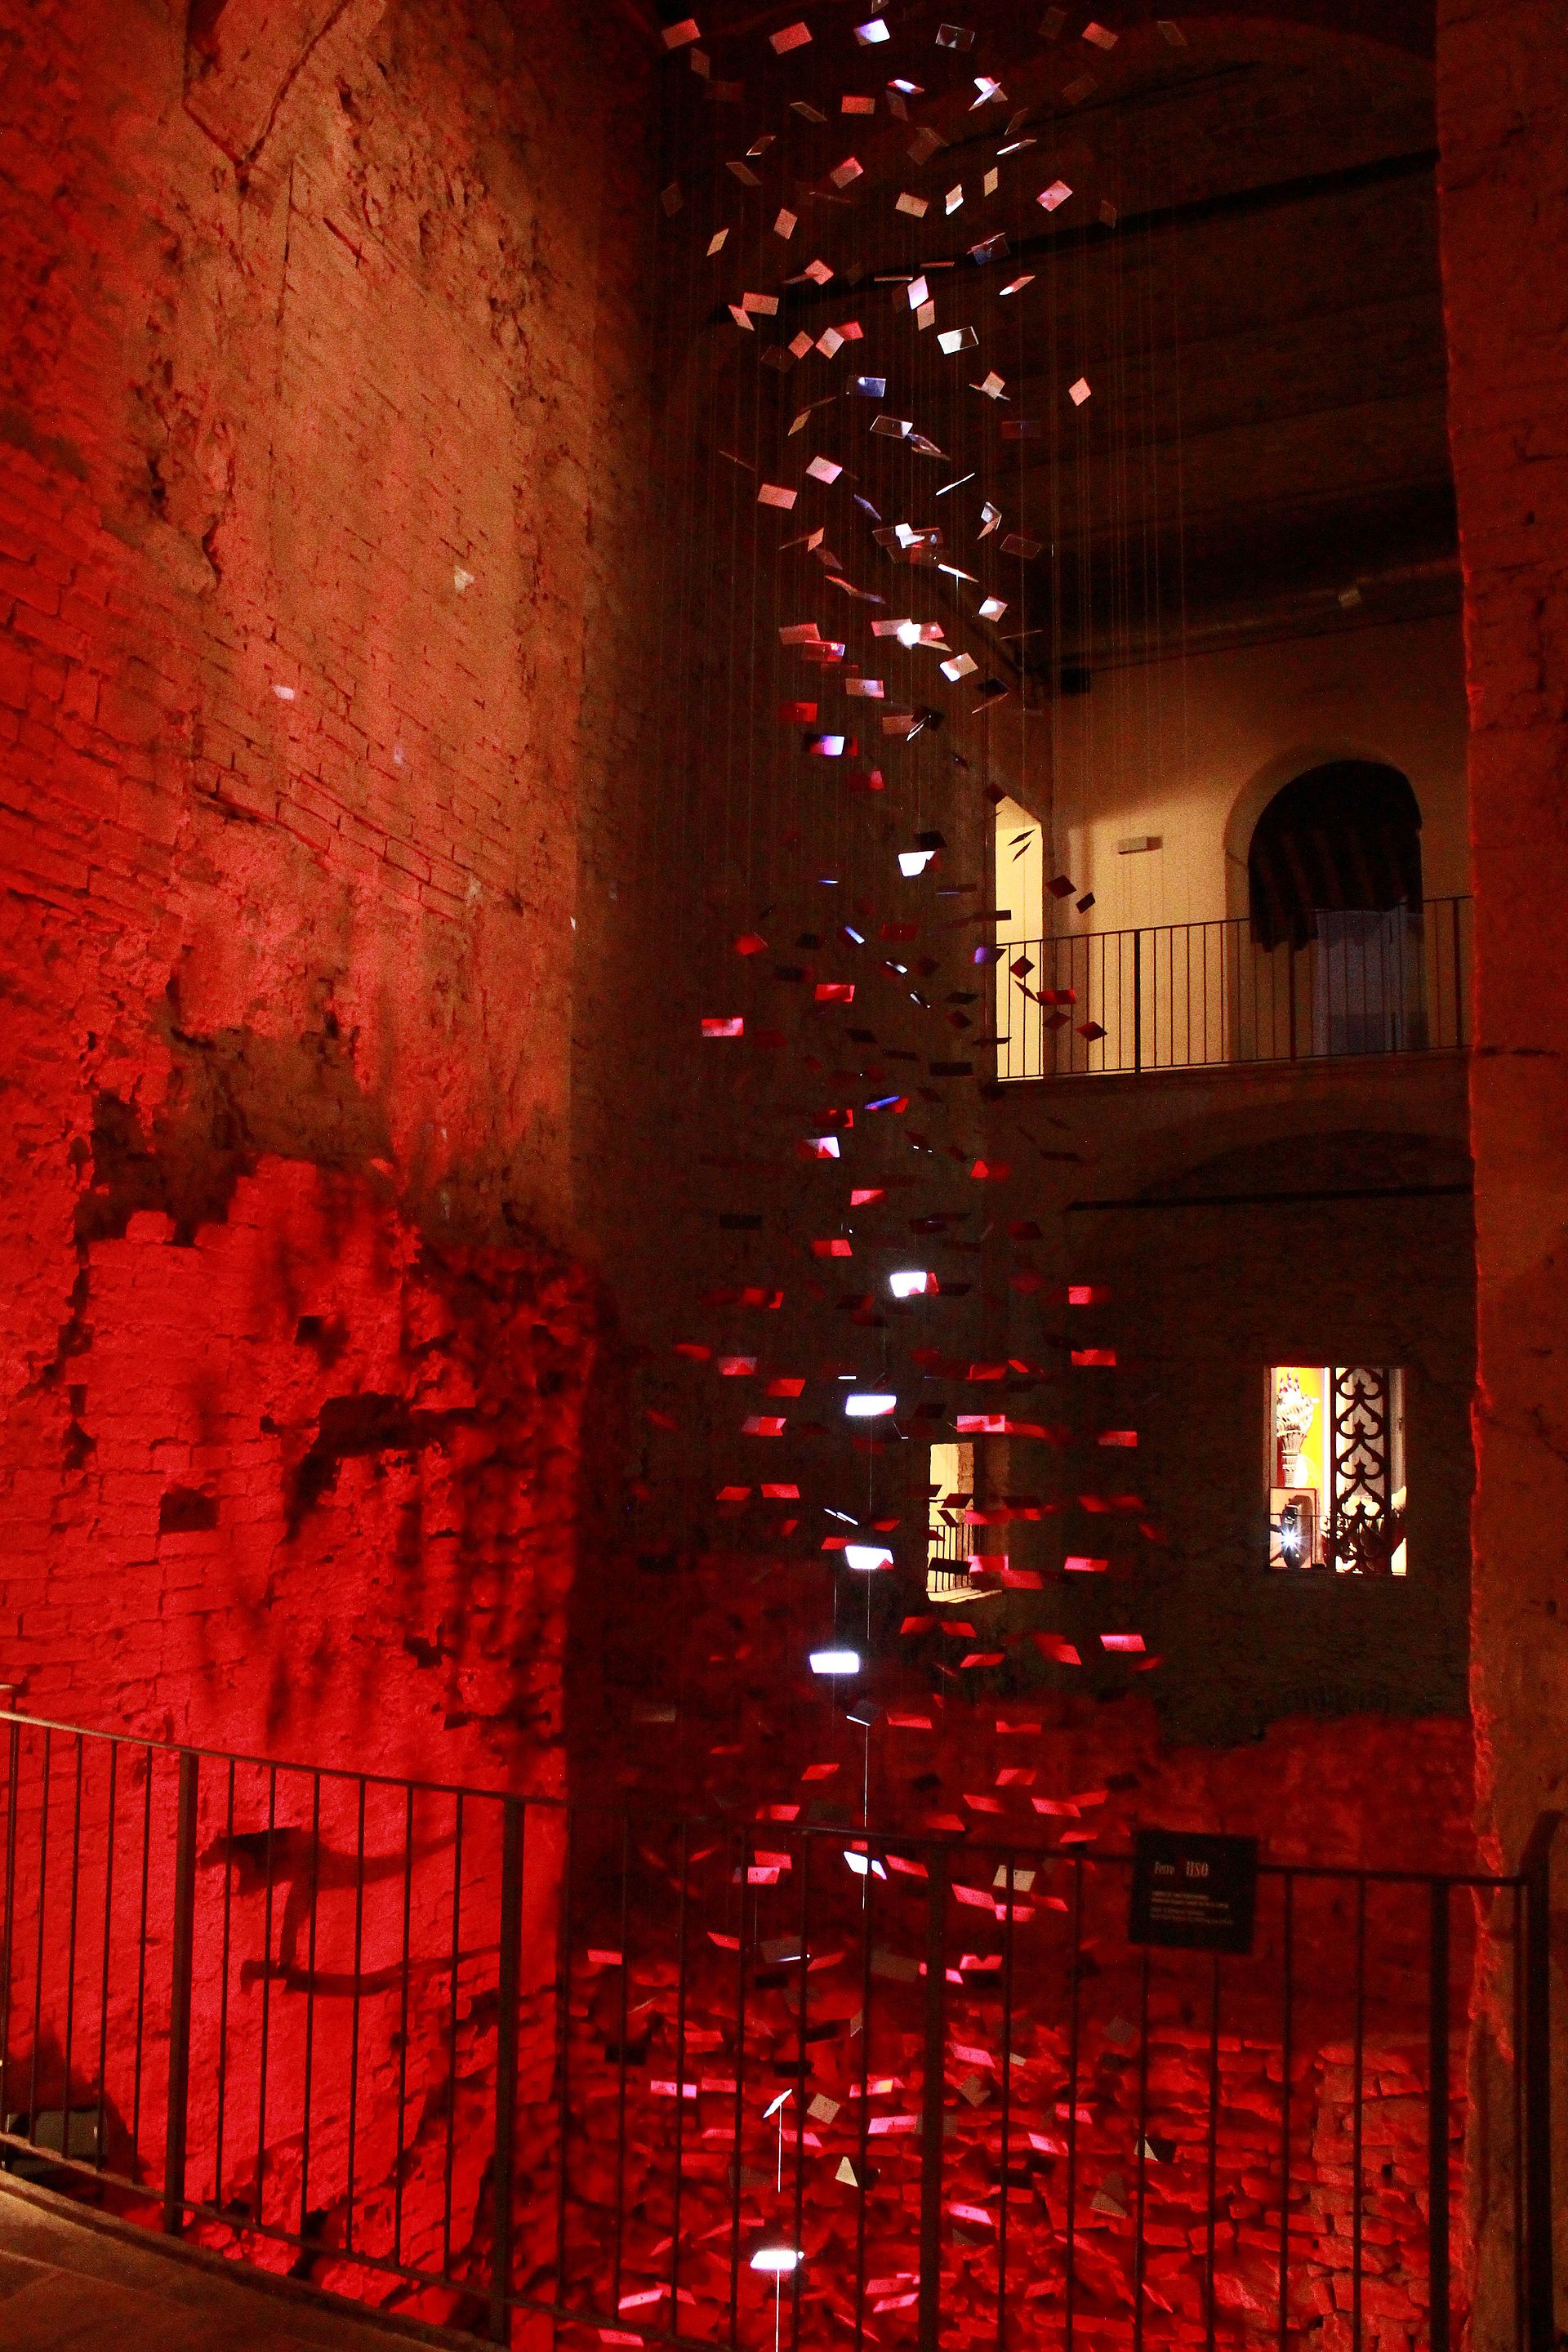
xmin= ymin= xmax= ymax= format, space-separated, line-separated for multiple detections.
xmin=997 ymin=895 xmax=1472 ymax=1082
xmin=926 ymin=1512 xmax=974 ymax=1601
xmin=0 ymin=1705 xmax=1557 ymax=2352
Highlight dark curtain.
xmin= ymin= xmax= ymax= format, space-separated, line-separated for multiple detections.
xmin=1248 ymin=762 xmax=1423 ymax=951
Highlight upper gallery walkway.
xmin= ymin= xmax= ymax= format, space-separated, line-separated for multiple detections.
xmin=996 ymin=896 xmax=1472 ymax=1081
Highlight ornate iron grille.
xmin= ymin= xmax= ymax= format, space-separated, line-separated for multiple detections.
xmin=1330 ymin=1365 xmax=1405 ymax=1574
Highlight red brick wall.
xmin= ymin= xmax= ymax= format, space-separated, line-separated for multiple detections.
xmin=1436 ymin=0 xmax=1568 ymax=2323
xmin=1437 ymin=0 xmax=1568 ymax=1864
xmin=7 ymin=1165 xmax=595 ymax=1779
xmin=0 ymin=0 xmax=654 ymax=1780
xmin=0 ymin=4 xmax=1526 ymax=2329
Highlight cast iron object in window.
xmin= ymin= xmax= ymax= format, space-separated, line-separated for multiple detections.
xmin=1268 ymin=1365 xmax=1407 ymax=1575
xmin=1329 ymin=1365 xmax=1406 ymax=1575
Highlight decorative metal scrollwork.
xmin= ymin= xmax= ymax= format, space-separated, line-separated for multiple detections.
xmin=1329 ymin=1365 xmax=1404 ymax=1574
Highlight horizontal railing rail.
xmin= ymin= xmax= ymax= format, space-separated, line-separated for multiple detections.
xmin=997 ymin=895 xmax=1472 ymax=1081
xmin=927 ymin=1516 xmax=975 ymax=1600
xmin=927 ymin=1517 xmax=973 ymax=1563
xmin=0 ymin=1707 xmax=1553 ymax=2351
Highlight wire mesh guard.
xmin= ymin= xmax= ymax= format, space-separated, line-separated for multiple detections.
xmin=0 ymin=1713 xmax=1550 ymax=2352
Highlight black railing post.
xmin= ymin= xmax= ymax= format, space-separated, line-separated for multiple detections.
xmin=490 ymin=1796 xmax=525 ymax=2346
xmin=1453 ymin=898 xmax=1465 ymax=1050
xmin=1521 ymin=1812 xmax=1560 ymax=2352
xmin=1428 ymin=1881 xmax=1450 ymax=2352
xmin=163 ymin=1750 xmax=198 ymax=2235
xmin=0 ymin=1717 xmax=19 ymax=2128
xmin=917 ymin=1847 xmax=949 ymax=2352
xmin=1133 ymin=929 xmax=1143 ymax=1075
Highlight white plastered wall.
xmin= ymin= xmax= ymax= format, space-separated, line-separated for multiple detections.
xmin=1046 ymin=611 xmax=1469 ymax=936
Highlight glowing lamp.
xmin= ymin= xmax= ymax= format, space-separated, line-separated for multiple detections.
xmin=809 ymin=1649 xmax=862 ymax=1676
xmin=854 ymin=16 xmax=890 ymax=39
xmin=844 ymin=1393 xmax=896 ymax=1418
xmin=889 ymin=1269 xmax=933 ymax=1298
xmin=844 ymin=1544 xmax=893 ymax=1572
xmin=844 ymin=1850 xmax=889 ymax=1878
xmin=751 ymin=2245 xmax=804 ymax=2274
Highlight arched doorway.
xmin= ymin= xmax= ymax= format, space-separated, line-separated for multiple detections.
xmin=1247 ymin=762 xmax=1427 ymax=1054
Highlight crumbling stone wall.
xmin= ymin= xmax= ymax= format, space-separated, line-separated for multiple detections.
xmin=0 ymin=0 xmax=654 ymax=1779
xmin=1436 ymin=0 xmax=1568 ymax=2327
xmin=1439 ymin=0 xmax=1568 ymax=1873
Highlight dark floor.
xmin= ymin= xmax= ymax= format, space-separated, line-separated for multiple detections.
xmin=0 ymin=2180 xmax=464 ymax=2350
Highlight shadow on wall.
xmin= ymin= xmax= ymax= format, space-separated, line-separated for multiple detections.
xmin=2 ymin=1143 xmax=604 ymax=1793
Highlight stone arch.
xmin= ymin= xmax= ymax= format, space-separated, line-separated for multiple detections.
xmin=1247 ymin=762 xmax=1423 ymax=950
xmin=1223 ymin=746 xmax=1424 ymax=923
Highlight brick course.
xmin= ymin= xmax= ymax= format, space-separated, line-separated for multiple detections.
xmin=0 ymin=0 xmax=654 ymax=1777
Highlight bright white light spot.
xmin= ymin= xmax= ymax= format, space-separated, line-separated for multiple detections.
xmin=895 ymin=620 xmax=924 ymax=648
xmin=855 ymin=16 xmax=890 ymax=40
xmin=809 ymin=1649 xmax=862 ymax=1676
xmin=898 ymin=849 xmax=934 ymax=878
xmin=844 ymin=1393 xmax=896 ymax=1418
xmin=889 ymin=1270 xmax=932 ymax=1299
xmin=751 ymin=2246 xmax=804 ymax=2274
xmin=844 ymin=1850 xmax=889 ymax=1878
xmin=844 ymin=1544 xmax=893 ymax=1571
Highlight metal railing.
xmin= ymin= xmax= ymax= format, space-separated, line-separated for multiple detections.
xmin=996 ymin=896 xmax=1472 ymax=1081
xmin=926 ymin=1514 xmax=974 ymax=1600
xmin=928 ymin=1518 xmax=972 ymax=1566
xmin=0 ymin=1708 xmax=1555 ymax=2350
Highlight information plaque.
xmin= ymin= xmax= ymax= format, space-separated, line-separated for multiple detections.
xmin=1128 ymin=1829 xmax=1259 ymax=1954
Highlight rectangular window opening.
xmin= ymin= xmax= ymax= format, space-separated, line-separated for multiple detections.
xmin=927 ymin=1440 xmax=978 ymax=1601
xmin=1267 ymin=1365 xmax=1406 ymax=1575
xmin=992 ymin=796 xmax=1044 ymax=1082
